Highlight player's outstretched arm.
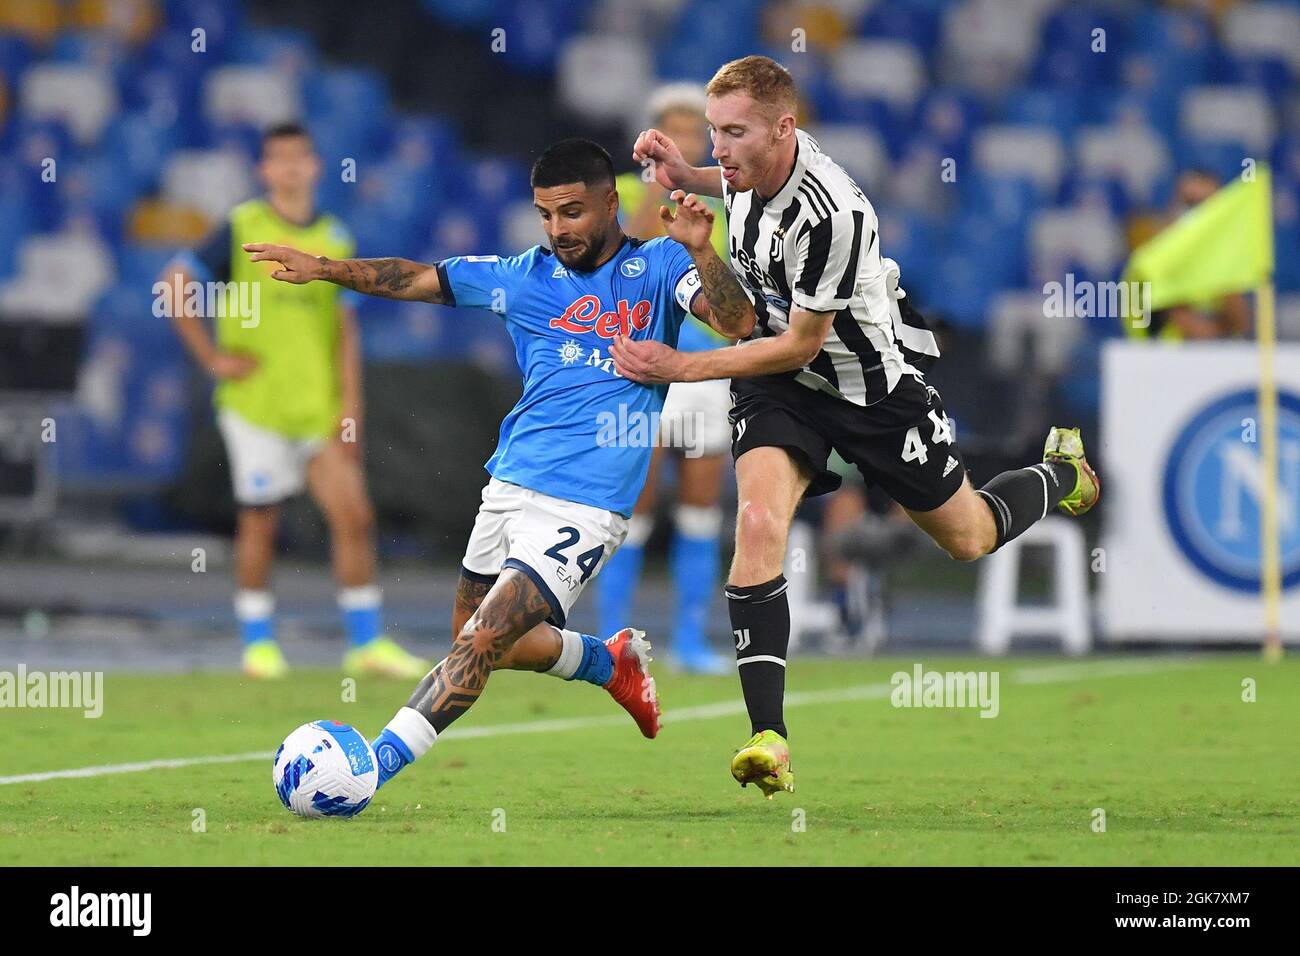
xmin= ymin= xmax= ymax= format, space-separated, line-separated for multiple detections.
xmin=242 ymin=243 xmax=448 ymax=303
xmin=633 ymin=129 xmax=723 ymax=198
xmin=612 ymin=308 xmax=832 ymax=385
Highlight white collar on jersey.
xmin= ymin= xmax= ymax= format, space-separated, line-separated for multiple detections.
xmin=753 ymin=128 xmax=814 ymax=213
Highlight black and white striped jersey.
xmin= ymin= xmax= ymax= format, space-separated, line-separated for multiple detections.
xmin=722 ymin=128 xmax=939 ymax=407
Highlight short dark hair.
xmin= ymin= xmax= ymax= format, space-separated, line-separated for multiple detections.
xmin=530 ymin=138 xmax=615 ymax=191
xmin=261 ymin=121 xmax=313 ymax=156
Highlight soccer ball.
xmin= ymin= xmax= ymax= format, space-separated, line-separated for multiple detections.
xmin=273 ymin=720 xmax=378 ymax=818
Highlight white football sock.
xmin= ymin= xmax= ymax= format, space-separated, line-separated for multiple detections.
xmin=384 ymin=706 xmax=438 ymax=758
xmin=544 ymin=627 xmax=584 ymax=679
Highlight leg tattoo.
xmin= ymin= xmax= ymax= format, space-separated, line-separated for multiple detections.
xmin=407 ymin=569 xmax=551 ymax=734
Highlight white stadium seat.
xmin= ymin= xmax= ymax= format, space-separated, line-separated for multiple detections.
xmin=557 ymin=35 xmax=652 ymax=125
xmin=1076 ymin=123 xmax=1171 ymax=203
xmin=20 ymin=63 xmax=119 ymax=144
xmin=940 ymin=0 xmax=1044 ymax=93
xmin=987 ymin=289 xmax=1080 ymax=377
xmin=1029 ymin=207 xmax=1124 ymax=283
xmin=1222 ymin=3 xmax=1300 ymax=73
xmin=831 ymin=40 xmax=926 ymax=110
xmin=0 ymin=231 xmax=115 ymax=321
xmin=204 ymin=65 xmax=301 ymax=128
xmin=161 ymin=150 xmax=255 ymax=222
xmin=973 ymin=125 xmax=1066 ymax=192
xmin=806 ymin=124 xmax=888 ymax=194
xmin=1181 ymin=86 xmax=1276 ymax=151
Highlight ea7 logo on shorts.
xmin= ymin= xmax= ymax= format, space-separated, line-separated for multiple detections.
xmin=550 ymin=295 xmax=652 ymax=338
xmin=620 ymin=257 xmax=646 ymax=278
xmin=734 ymin=628 xmax=751 ymax=651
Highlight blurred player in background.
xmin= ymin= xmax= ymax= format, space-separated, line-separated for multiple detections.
xmin=162 ymin=122 xmax=428 ymax=680
xmin=1127 ymin=168 xmax=1252 ymax=341
xmin=595 ymin=83 xmax=732 ymax=674
xmin=243 ymin=139 xmax=756 ymax=790
xmin=619 ymin=56 xmax=1101 ymax=797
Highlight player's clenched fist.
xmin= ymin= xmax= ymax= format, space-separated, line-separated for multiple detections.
xmin=632 ymin=128 xmax=691 ymax=191
xmin=660 ymin=190 xmax=715 ymax=253
xmin=243 ymin=242 xmax=324 ymax=284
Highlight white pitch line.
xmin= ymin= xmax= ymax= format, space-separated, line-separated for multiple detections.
xmin=0 ymin=657 xmax=1200 ymax=786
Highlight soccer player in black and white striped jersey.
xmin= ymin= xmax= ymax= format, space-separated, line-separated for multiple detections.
xmin=612 ymin=56 xmax=1100 ymax=798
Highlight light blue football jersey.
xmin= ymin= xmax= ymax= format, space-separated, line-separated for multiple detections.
xmin=436 ymin=236 xmax=701 ymax=516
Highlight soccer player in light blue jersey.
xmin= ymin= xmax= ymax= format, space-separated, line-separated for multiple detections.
xmin=244 ymin=139 xmax=756 ymax=790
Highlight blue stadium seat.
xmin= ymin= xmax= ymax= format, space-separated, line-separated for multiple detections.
xmin=1002 ymin=88 xmax=1086 ymax=142
xmin=860 ymin=3 xmax=941 ymax=53
xmin=423 ymin=0 xmax=500 ymax=28
xmin=496 ymin=0 xmax=582 ymax=73
xmin=230 ymin=26 xmax=318 ymax=74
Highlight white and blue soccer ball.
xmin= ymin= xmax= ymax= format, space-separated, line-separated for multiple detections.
xmin=273 ymin=720 xmax=378 ymax=818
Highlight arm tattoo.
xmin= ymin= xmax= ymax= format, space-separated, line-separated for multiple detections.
xmin=694 ymin=248 xmax=755 ymax=338
xmin=322 ymin=257 xmax=446 ymax=303
xmin=407 ymin=569 xmax=551 ymax=734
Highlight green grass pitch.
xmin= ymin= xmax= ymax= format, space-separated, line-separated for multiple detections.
xmin=0 ymin=655 xmax=1295 ymax=865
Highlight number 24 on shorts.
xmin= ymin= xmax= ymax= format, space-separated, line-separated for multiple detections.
xmin=544 ymin=526 xmax=605 ymax=583
xmin=900 ymin=410 xmax=953 ymax=465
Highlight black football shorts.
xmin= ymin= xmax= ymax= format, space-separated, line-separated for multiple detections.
xmin=729 ymin=372 xmax=968 ymax=512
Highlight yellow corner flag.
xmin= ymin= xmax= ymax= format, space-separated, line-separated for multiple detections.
xmin=1122 ymin=166 xmax=1273 ymax=331
xmin=1123 ymin=167 xmax=1283 ymax=658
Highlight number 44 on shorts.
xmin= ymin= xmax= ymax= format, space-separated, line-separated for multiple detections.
xmin=900 ymin=410 xmax=954 ymax=465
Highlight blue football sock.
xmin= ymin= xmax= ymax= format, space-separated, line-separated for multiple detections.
xmin=568 ymin=634 xmax=615 ymax=686
xmin=670 ymin=509 xmax=722 ymax=656
xmin=371 ymin=707 xmax=437 ymax=789
xmin=339 ymin=585 xmax=383 ymax=649
xmin=235 ymin=590 xmax=274 ymax=648
xmin=371 ymin=728 xmax=413 ymax=789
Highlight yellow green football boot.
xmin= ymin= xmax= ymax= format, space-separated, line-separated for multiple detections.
xmin=344 ymin=637 xmax=431 ymax=679
xmin=731 ymin=729 xmax=795 ymax=798
xmin=242 ymin=640 xmax=289 ymax=680
xmin=1043 ymin=427 xmax=1101 ymax=517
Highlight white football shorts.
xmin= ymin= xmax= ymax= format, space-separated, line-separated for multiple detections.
xmin=461 ymin=477 xmax=629 ymax=627
xmin=217 ymin=409 xmax=326 ymax=506
xmin=659 ymin=377 xmax=733 ymax=458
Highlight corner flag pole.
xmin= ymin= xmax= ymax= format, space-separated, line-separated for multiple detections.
xmin=1258 ymin=279 xmax=1283 ymax=661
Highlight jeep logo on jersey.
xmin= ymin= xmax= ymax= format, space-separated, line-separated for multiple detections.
xmin=620 ymin=257 xmax=646 ymax=278
xmin=549 ymin=295 xmax=653 ymax=338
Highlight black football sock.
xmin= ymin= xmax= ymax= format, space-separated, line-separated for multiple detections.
xmin=725 ymin=574 xmax=790 ymax=739
xmin=975 ymin=461 xmax=1077 ymax=550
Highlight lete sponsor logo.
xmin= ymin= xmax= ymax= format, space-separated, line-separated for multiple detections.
xmin=549 ymin=295 xmax=652 ymax=338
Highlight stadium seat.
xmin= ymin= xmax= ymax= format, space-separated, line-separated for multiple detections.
xmin=1180 ymin=85 xmax=1276 ymax=152
xmin=160 ymin=149 xmax=254 ymax=221
xmin=557 ymin=35 xmax=652 ymax=125
xmin=203 ymin=64 xmax=300 ymax=128
xmin=0 ymin=229 xmax=114 ymax=320
xmin=1222 ymin=3 xmax=1300 ymax=76
xmin=830 ymin=40 xmax=927 ymax=112
xmin=1075 ymin=122 xmax=1171 ymax=204
xmin=806 ymin=124 xmax=888 ymax=195
xmin=972 ymin=124 xmax=1066 ymax=195
xmin=230 ymin=26 xmax=318 ymax=77
xmin=19 ymin=62 xmax=119 ymax=144
xmin=987 ymin=289 xmax=1080 ymax=378
xmin=940 ymin=0 xmax=1042 ymax=94
xmin=1028 ymin=207 xmax=1124 ymax=286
